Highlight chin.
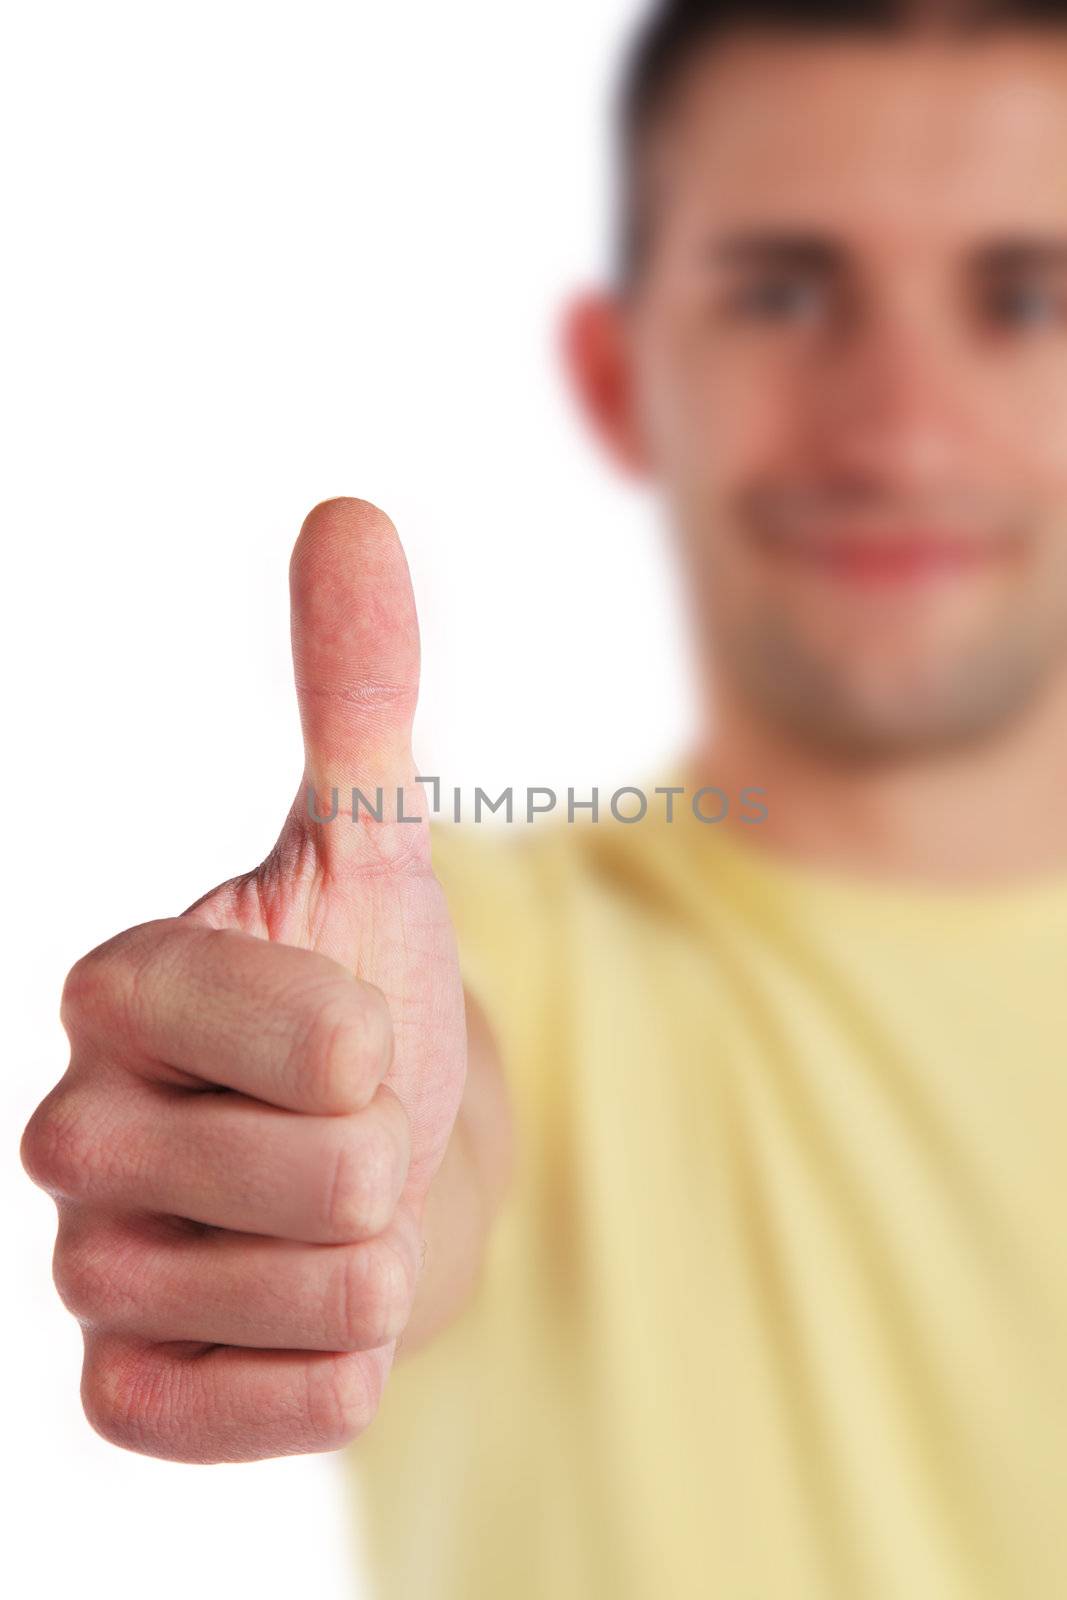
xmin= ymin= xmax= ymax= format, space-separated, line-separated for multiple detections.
xmin=762 ymin=695 xmax=1015 ymax=764
xmin=736 ymin=627 xmax=1058 ymax=764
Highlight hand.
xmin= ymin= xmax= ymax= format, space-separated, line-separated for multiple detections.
xmin=21 ymin=498 xmax=469 ymax=1463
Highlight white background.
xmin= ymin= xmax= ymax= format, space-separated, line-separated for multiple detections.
xmin=2 ymin=2 xmax=693 ymax=1596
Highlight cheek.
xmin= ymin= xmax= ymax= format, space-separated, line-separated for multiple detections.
xmin=638 ymin=324 xmax=805 ymax=494
xmin=971 ymin=353 xmax=1067 ymax=493
xmin=1013 ymin=412 xmax=1067 ymax=498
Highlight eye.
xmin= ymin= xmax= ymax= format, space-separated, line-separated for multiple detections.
xmin=727 ymin=273 xmax=828 ymax=325
xmin=983 ymin=278 xmax=1066 ymax=332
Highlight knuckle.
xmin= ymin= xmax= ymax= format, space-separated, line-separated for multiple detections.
xmin=59 ymin=936 xmax=139 ymax=1042
xmin=80 ymin=1362 xmax=132 ymax=1450
xmin=333 ymin=1239 xmax=413 ymax=1351
xmin=54 ymin=1222 xmax=143 ymax=1327
xmin=303 ymin=1353 xmax=380 ymax=1450
xmin=20 ymin=1098 xmax=58 ymax=1191
xmin=21 ymin=1088 xmax=96 ymax=1199
xmin=54 ymin=1231 xmax=108 ymax=1323
xmin=58 ymin=961 xmax=88 ymax=1037
xmin=58 ymin=950 xmax=107 ymax=1037
xmin=61 ymin=920 xmax=186 ymax=1046
xmin=81 ymin=1343 xmax=177 ymax=1456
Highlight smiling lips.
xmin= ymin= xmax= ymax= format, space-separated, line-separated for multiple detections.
xmin=758 ymin=529 xmax=1018 ymax=585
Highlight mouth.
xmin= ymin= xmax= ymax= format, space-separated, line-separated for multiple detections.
xmin=752 ymin=527 xmax=1021 ymax=587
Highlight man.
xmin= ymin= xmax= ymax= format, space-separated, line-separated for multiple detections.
xmin=22 ymin=0 xmax=1067 ymax=1594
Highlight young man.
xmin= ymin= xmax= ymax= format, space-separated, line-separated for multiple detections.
xmin=22 ymin=1 xmax=1067 ymax=1594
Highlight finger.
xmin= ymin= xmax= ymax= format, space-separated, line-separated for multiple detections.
xmin=289 ymin=497 xmax=423 ymax=826
xmin=56 ymin=1203 xmax=422 ymax=1352
xmin=46 ymin=1081 xmax=411 ymax=1245
xmin=61 ymin=919 xmax=393 ymax=1114
xmin=82 ymin=1331 xmax=394 ymax=1463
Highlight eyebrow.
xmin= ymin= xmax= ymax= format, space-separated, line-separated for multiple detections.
xmin=703 ymin=232 xmax=843 ymax=271
xmin=972 ymin=238 xmax=1067 ymax=274
xmin=703 ymin=231 xmax=1067 ymax=276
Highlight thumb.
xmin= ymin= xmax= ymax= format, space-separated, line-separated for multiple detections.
xmin=289 ymin=498 xmax=423 ymax=849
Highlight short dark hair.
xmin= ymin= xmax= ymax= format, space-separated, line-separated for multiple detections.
xmin=615 ymin=0 xmax=1067 ymax=284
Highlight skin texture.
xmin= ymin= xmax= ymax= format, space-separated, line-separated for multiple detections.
xmin=22 ymin=498 xmax=512 ymax=1462
xmin=24 ymin=25 xmax=1067 ymax=1465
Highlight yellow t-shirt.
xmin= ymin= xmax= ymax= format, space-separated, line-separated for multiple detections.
xmin=347 ymin=779 xmax=1067 ymax=1599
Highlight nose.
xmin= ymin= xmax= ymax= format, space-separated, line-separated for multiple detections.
xmin=809 ymin=309 xmax=976 ymax=493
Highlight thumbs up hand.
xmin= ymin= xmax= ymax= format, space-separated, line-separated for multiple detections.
xmin=21 ymin=499 xmax=472 ymax=1463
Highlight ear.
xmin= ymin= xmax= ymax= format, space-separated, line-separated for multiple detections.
xmin=560 ymin=290 xmax=652 ymax=479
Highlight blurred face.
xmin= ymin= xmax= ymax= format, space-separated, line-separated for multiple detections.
xmin=623 ymin=31 xmax=1067 ymax=760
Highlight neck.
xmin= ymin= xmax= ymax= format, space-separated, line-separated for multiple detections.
xmin=692 ymin=668 xmax=1067 ymax=888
